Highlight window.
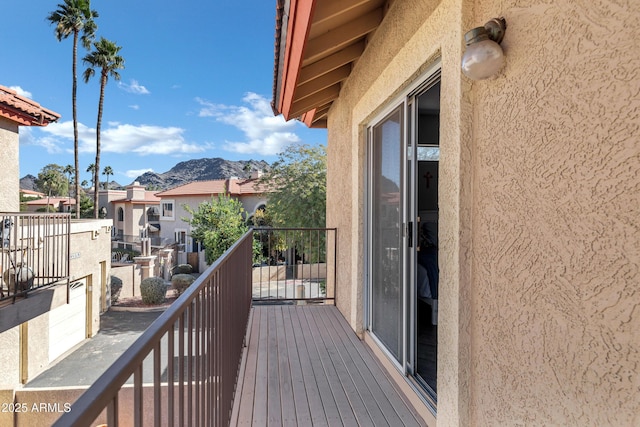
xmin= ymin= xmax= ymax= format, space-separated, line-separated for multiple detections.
xmin=161 ymin=201 xmax=175 ymax=220
xmin=117 ymin=207 xmax=124 ymax=222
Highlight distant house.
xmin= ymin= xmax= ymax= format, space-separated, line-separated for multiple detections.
xmin=19 ymin=189 xmax=44 ymax=200
xmin=101 ymin=182 xmax=161 ymax=252
xmin=155 ymin=174 xmax=272 ymax=270
xmin=23 ymin=196 xmax=75 ymax=213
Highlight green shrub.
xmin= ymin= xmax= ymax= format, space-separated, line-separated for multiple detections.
xmin=172 ymin=263 xmax=193 ymax=276
xmin=171 ymin=273 xmax=195 ymax=296
xmin=110 ymin=276 xmax=123 ymax=305
xmin=140 ymin=277 xmax=167 ymax=305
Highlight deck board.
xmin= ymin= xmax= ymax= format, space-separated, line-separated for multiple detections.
xmin=233 ymin=305 xmax=425 ymax=427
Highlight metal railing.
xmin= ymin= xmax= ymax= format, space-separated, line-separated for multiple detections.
xmin=1 ymin=212 xmax=70 ymax=302
xmin=53 ymin=230 xmax=253 ymax=427
xmin=252 ymin=227 xmax=337 ymax=304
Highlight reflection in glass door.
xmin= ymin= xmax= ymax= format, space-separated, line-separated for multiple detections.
xmin=370 ymin=105 xmax=404 ymax=362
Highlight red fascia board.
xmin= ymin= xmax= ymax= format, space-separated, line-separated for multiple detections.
xmin=301 ymin=109 xmax=316 ymax=127
xmin=278 ymin=0 xmax=316 ymax=120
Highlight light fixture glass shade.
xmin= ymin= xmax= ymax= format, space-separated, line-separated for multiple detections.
xmin=461 ymin=38 xmax=505 ymax=80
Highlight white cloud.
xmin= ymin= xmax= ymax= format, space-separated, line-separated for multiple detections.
xmin=39 ymin=121 xmax=208 ymax=156
xmin=9 ymin=86 xmax=32 ymax=98
xmin=224 ymin=132 xmax=300 ymax=155
xmin=118 ymin=79 xmax=150 ymax=95
xmin=124 ymin=168 xmax=154 ymax=178
xmin=19 ymin=126 xmax=65 ymax=154
xmin=129 ymin=104 xmax=140 ymax=110
xmin=196 ymin=93 xmax=300 ymax=156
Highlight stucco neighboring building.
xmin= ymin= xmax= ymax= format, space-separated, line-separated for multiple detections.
xmin=155 ymin=175 xmax=271 ymax=270
xmin=271 ymin=1 xmax=639 ymax=426
xmin=19 ymin=189 xmax=45 ymax=200
xmin=0 ymin=86 xmax=112 ymax=397
xmin=23 ymin=196 xmax=76 ymax=213
xmin=104 ymin=182 xmax=161 ymax=251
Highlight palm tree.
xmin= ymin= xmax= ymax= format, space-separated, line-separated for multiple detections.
xmin=83 ymin=38 xmax=124 ymax=218
xmin=63 ymin=164 xmax=74 ymax=210
xmin=47 ymin=0 xmax=98 ymax=219
xmin=102 ymin=165 xmax=113 ymax=190
xmin=86 ymin=163 xmax=96 ymax=190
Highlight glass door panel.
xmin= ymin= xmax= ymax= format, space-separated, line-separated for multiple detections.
xmin=370 ymin=105 xmax=404 ymax=362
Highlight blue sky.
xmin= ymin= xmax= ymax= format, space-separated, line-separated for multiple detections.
xmin=2 ymin=1 xmax=326 ymax=185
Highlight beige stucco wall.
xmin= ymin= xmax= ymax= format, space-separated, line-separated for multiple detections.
xmin=326 ymin=0 xmax=639 ymax=425
xmin=0 ymin=117 xmax=20 ymax=212
xmin=467 ymin=1 xmax=640 ymax=425
xmin=0 ymin=219 xmax=111 ymax=392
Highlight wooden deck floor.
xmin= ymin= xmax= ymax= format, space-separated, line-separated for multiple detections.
xmin=232 ymin=304 xmax=426 ymax=426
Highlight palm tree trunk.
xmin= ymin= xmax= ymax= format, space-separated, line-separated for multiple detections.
xmin=93 ymin=73 xmax=106 ymax=218
xmin=73 ymin=30 xmax=81 ymax=219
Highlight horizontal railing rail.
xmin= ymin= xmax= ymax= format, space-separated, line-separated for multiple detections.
xmin=0 ymin=212 xmax=70 ymax=302
xmin=252 ymin=227 xmax=337 ymax=304
xmin=53 ymin=230 xmax=254 ymax=427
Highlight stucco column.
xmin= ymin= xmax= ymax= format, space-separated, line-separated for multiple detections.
xmin=159 ymin=249 xmax=174 ymax=280
xmin=133 ymin=255 xmax=157 ymax=281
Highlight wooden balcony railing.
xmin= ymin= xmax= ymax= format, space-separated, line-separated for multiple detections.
xmin=53 ymin=230 xmax=253 ymax=427
xmin=0 ymin=212 xmax=70 ymax=303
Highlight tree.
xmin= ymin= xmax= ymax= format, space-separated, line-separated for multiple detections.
xmin=182 ymin=195 xmax=250 ymax=264
xmin=79 ymin=192 xmax=94 ymax=218
xmin=34 ymin=164 xmax=68 ymax=197
xmin=259 ymin=144 xmax=326 ymax=228
xmin=86 ymin=163 xmax=96 ymax=189
xmin=63 ymin=164 xmax=74 ymax=196
xmin=47 ymin=0 xmax=98 ymax=218
xmin=83 ymin=37 xmax=124 ymax=218
xmin=102 ymin=165 xmax=113 ymax=190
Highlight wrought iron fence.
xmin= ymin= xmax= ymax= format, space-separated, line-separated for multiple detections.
xmin=0 ymin=212 xmax=70 ymax=302
xmin=53 ymin=230 xmax=253 ymax=427
xmin=252 ymin=227 xmax=337 ymax=304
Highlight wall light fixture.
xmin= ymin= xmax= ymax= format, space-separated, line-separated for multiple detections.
xmin=461 ymin=18 xmax=507 ymax=80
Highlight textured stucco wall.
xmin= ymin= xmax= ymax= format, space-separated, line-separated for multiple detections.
xmin=326 ymin=0 xmax=639 ymax=425
xmin=468 ymin=0 xmax=640 ymax=425
xmin=0 ymin=117 xmax=20 ymax=211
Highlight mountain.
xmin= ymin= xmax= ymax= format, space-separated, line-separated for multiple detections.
xmin=20 ymin=174 xmax=37 ymax=191
xmin=133 ymin=158 xmax=271 ymax=190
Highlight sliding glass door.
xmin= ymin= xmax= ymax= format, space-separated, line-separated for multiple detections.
xmin=370 ymin=105 xmax=404 ymax=362
xmin=367 ymin=70 xmax=440 ymax=408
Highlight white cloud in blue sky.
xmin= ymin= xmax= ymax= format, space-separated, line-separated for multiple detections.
xmin=9 ymin=86 xmax=32 ymax=98
xmin=118 ymin=79 xmax=150 ymax=95
xmin=36 ymin=120 xmax=208 ymax=156
xmin=196 ymin=92 xmax=300 ymax=155
xmin=18 ymin=127 xmax=64 ymax=155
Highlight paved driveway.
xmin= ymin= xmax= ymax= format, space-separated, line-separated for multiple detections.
xmin=26 ymin=310 xmax=162 ymax=388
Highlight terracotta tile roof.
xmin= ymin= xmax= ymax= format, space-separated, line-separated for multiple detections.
xmin=112 ymin=193 xmax=161 ymax=204
xmin=25 ymin=197 xmax=76 ymax=206
xmin=0 ymin=85 xmax=61 ymax=126
xmin=156 ymin=178 xmax=276 ymax=198
xmin=20 ymin=189 xmax=45 ymax=197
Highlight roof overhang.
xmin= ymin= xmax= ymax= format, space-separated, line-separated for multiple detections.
xmin=0 ymin=85 xmax=60 ymax=127
xmin=272 ymin=0 xmax=388 ymax=128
